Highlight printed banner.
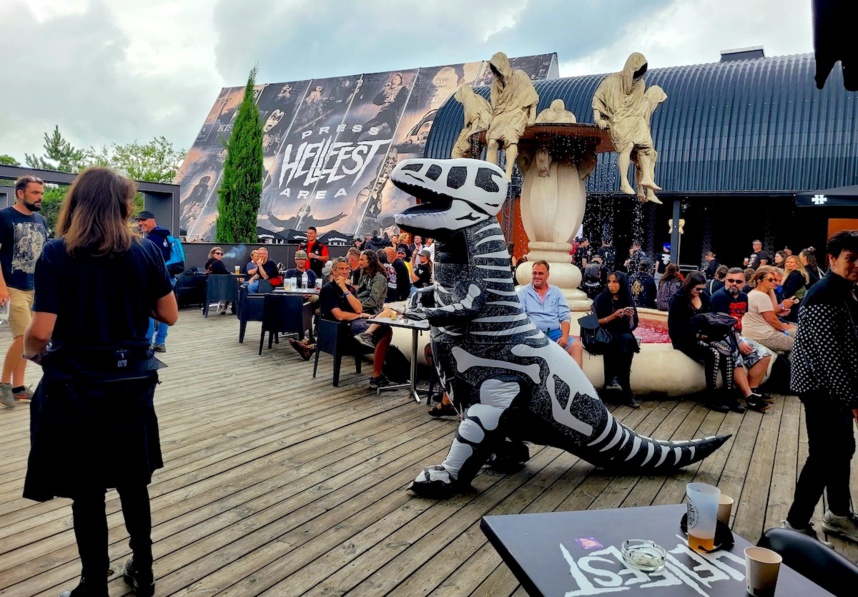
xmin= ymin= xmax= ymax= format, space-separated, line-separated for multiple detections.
xmin=176 ymin=54 xmax=558 ymax=241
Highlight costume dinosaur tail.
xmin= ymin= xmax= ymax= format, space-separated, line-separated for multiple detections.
xmin=554 ymin=395 xmax=731 ymax=472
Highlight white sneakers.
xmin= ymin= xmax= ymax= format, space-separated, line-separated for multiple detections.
xmin=822 ymin=510 xmax=858 ymax=544
xmin=781 ymin=519 xmax=833 ymax=548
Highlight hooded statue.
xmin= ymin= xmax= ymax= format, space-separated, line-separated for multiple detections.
xmin=451 ymin=85 xmax=493 ymax=159
xmin=485 ymin=52 xmax=540 ymax=179
xmin=592 ymin=52 xmax=666 ymax=203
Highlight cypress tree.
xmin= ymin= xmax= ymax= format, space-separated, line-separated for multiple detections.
xmin=216 ymin=66 xmax=263 ymax=243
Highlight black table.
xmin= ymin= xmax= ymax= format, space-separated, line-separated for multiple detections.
xmin=481 ymin=504 xmax=831 ymax=596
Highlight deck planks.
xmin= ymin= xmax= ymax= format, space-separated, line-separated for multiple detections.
xmin=2 ymin=309 xmax=857 ymax=596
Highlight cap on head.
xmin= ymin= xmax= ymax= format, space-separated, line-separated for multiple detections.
xmin=136 ymin=210 xmax=156 ymax=221
xmin=295 ymin=250 xmax=308 ymax=259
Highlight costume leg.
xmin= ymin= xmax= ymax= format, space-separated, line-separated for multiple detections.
xmin=71 ymin=488 xmax=110 ymax=587
xmin=486 ymin=138 xmax=500 ymax=165
xmin=412 ymin=378 xmax=520 ymax=497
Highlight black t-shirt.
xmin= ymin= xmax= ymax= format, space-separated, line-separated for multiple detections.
xmin=284 ymin=268 xmax=317 ymax=288
xmin=412 ymin=261 xmax=432 ymax=288
xmin=657 ymin=252 xmax=672 ymax=275
xmin=319 ymin=280 xmax=356 ymax=320
xmin=33 ymin=238 xmax=172 ymax=351
xmin=300 ymin=240 xmax=329 ymax=277
xmin=206 ymin=258 xmax=230 ymax=274
xmin=0 ymin=206 xmax=48 ymax=291
xmin=749 ymin=250 xmax=768 ymax=270
xmin=259 ymin=260 xmax=279 ymax=279
xmin=387 ymin=258 xmax=410 ymax=301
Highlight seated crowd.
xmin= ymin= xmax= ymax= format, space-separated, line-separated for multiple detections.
xmin=213 ymin=235 xmax=823 ymax=418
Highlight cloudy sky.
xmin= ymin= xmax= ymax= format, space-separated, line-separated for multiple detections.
xmin=0 ymin=0 xmax=813 ymax=163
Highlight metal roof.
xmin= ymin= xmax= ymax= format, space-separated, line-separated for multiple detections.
xmin=425 ymin=53 xmax=857 ymax=194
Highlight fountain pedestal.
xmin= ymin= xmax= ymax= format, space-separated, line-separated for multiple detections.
xmin=478 ymin=124 xmax=614 ymax=310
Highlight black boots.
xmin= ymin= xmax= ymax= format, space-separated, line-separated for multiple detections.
xmin=123 ymin=558 xmax=155 ymax=597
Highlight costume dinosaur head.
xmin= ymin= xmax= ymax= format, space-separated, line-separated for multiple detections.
xmin=391 ymin=158 xmax=507 ymax=238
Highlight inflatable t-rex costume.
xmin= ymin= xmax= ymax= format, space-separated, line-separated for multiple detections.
xmin=391 ymin=157 xmax=730 ymax=498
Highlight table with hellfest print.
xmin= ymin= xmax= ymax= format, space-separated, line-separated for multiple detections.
xmin=480 ymin=504 xmax=831 ymax=596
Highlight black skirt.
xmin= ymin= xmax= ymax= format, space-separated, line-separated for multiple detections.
xmin=23 ymin=370 xmax=163 ymax=502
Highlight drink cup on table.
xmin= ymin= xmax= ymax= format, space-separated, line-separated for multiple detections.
xmin=717 ymin=494 xmax=734 ymax=525
xmin=686 ymin=482 xmax=720 ymax=551
xmin=234 ymin=265 xmax=241 ymax=274
xmin=744 ymin=546 xmax=782 ymax=597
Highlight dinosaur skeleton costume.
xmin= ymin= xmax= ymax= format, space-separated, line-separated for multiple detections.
xmin=391 ymin=158 xmax=730 ymax=498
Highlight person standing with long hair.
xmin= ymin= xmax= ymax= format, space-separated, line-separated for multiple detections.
xmin=23 ymin=167 xmax=178 ymax=597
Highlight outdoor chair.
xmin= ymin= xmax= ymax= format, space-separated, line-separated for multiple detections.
xmin=174 ymin=272 xmax=205 ymax=308
xmin=238 ymin=285 xmax=265 ymax=343
xmin=757 ymin=527 xmax=858 ymax=596
xmin=203 ymin=274 xmax=239 ymax=317
xmin=259 ymin=294 xmax=313 ymax=355
xmin=313 ymin=318 xmax=363 ymax=387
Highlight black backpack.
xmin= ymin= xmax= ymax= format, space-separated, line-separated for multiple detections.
xmin=581 ymin=264 xmax=604 ymax=299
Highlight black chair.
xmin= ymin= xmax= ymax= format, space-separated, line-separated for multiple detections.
xmin=313 ymin=318 xmax=363 ymax=386
xmin=238 ymin=285 xmax=265 ymax=343
xmin=259 ymin=294 xmax=313 ymax=355
xmin=757 ymin=527 xmax=858 ymax=596
xmin=203 ymin=275 xmax=239 ymax=317
xmin=174 ymin=273 xmax=205 ymax=308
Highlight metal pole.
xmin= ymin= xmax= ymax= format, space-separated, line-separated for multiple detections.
xmin=671 ymin=198 xmax=681 ymax=265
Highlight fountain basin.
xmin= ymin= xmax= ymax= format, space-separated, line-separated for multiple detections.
xmin=389 ymin=310 xmax=777 ymax=397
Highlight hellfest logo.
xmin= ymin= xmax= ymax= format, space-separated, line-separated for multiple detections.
xmin=276 ymin=124 xmax=392 ymax=200
xmin=811 ymin=194 xmax=828 ymax=205
xmin=558 ymin=536 xmax=747 ymax=596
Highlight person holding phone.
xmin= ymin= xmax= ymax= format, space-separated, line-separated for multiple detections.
xmin=593 ymin=272 xmax=641 ymax=407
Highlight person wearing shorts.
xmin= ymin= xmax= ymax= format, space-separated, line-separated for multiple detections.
xmin=1 ymin=175 xmax=48 ymax=408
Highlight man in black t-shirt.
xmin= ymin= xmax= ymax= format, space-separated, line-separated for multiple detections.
xmin=573 ymin=237 xmax=591 ymax=268
xmin=748 ymin=240 xmax=768 ymax=270
xmin=384 ymin=246 xmax=410 ymax=302
xmin=299 ymin=226 xmax=329 ymax=277
xmin=318 ymin=258 xmax=393 ymax=389
xmin=1 ymin=175 xmax=48 ymax=407
xmin=410 ymin=249 xmax=433 ymax=288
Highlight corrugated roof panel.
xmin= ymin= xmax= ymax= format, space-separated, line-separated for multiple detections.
xmin=426 ymin=53 xmax=858 ymax=193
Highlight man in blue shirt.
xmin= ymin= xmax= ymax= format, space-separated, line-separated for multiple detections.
xmin=517 ymin=260 xmax=583 ymax=367
xmin=1 ymin=175 xmax=48 ymax=407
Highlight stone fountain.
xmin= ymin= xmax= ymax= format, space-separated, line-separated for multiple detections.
xmin=455 ymin=52 xmax=665 ymax=311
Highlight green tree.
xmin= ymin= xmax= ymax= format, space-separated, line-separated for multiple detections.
xmin=0 ymin=154 xmax=20 ymax=166
xmin=24 ymin=126 xmax=88 ymax=173
xmin=216 ymin=66 xmax=262 ymax=243
xmin=88 ymin=137 xmax=186 ymax=183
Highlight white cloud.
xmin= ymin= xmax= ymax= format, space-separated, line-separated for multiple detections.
xmin=0 ymin=0 xmax=814 ymax=164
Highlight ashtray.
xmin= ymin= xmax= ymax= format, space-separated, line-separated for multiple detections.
xmin=621 ymin=539 xmax=667 ymax=573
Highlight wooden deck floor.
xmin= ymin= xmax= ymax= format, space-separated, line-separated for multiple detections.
xmin=1 ymin=310 xmax=857 ymax=596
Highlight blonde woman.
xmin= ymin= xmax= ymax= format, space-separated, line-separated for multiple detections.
xmin=741 ymin=266 xmax=796 ymax=355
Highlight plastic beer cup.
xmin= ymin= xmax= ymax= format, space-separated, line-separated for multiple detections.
xmin=686 ymin=483 xmax=720 ymax=551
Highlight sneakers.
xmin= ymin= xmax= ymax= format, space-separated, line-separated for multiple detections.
xmin=369 ymin=374 xmax=390 ymax=389
xmin=704 ymin=399 xmax=730 ymax=414
xmin=428 ymin=403 xmax=458 ymax=417
xmin=622 ymin=394 xmax=641 ymax=409
xmin=1 ymin=383 xmax=16 ymax=409
xmin=354 ymin=332 xmax=378 ymax=349
xmin=604 ymin=377 xmax=622 ymax=392
xmin=822 ymin=510 xmax=858 ymax=544
xmin=151 ymin=344 xmax=166 ymax=353
xmin=289 ymin=338 xmax=314 ymax=361
xmin=122 ymin=557 xmax=155 ymax=597
xmin=745 ymin=393 xmax=772 ymax=413
xmin=781 ymin=519 xmax=833 ymax=548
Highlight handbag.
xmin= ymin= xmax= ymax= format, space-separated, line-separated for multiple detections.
xmin=577 ymin=313 xmax=613 ymax=355
xmin=691 ymin=312 xmax=737 ymax=341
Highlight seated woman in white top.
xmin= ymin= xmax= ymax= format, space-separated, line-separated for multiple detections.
xmin=741 ymin=266 xmax=797 ymax=355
